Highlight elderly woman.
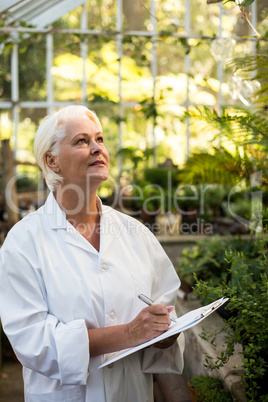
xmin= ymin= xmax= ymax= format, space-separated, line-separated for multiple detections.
xmin=0 ymin=106 xmax=184 ymax=402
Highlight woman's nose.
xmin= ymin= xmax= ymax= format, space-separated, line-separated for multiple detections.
xmin=90 ymin=140 xmax=101 ymax=154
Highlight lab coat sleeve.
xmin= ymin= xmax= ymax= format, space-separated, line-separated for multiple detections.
xmin=0 ymin=245 xmax=89 ymax=386
xmin=141 ymin=229 xmax=185 ymax=374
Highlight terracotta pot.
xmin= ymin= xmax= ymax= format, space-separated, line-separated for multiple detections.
xmin=187 ymin=381 xmax=196 ymax=402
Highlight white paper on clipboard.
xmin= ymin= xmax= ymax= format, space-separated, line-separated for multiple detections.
xmin=99 ymin=297 xmax=228 ymax=369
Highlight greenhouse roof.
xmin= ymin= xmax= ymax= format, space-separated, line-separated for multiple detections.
xmin=0 ymin=0 xmax=87 ymax=28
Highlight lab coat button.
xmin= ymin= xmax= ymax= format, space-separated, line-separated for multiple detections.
xmin=100 ymin=264 xmax=109 ymax=272
xmin=109 ymin=311 xmax=116 ymax=320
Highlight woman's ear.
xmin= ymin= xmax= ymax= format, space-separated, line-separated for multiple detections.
xmin=45 ymin=152 xmax=60 ymax=173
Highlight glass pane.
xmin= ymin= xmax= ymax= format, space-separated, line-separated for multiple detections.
xmin=156 ymin=37 xmax=186 ymax=105
xmin=157 ymin=0 xmax=185 ymax=35
xmin=86 ymin=38 xmax=119 ymax=103
xmin=54 ymin=0 xmax=116 ymax=31
xmin=86 ymin=0 xmax=116 ymax=31
xmin=189 ymin=40 xmax=218 ymax=106
xmin=53 ymin=33 xmax=83 ymax=102
xmin=222 ymin=4 xmax=241 ymax=35
xmin=18 ymin=35 xmax=46 ymax=101
xmin=190 ymin=1 xmax=219 ymax=36
xmin=123 ymin=0 xmax=150 ymax=31
xmin=53 ymin=4 xmax=83 ymax=29
xmin=53 ymin=34 xmax=118 ymax=103
xmin=121 ymin=37 xmax=152 ymax=102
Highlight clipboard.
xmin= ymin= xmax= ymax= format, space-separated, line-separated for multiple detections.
xmin=99 ymin=297 xmax=228 ymax=369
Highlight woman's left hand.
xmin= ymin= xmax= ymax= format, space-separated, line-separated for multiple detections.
xmin=154 ymin=333 xmax=180 ymax=349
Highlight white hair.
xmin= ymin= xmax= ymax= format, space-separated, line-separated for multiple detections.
xmin=34 ymin=105 xmax=102 ymax=191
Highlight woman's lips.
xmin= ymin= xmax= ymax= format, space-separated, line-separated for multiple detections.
xmin=89 ymin=160 xmax=105 ymax=166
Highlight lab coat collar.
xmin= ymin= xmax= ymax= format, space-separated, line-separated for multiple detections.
xmin=44 ymin=192 xmax=67 ymax=229
xmin=44 ymin=192 xmax=104 ymax=230
xmin=43 ymin=192 xmax=113 ymax=255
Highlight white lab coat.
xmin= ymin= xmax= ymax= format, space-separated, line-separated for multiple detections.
xmin=0 ymin=192 xmax=184 ymax=402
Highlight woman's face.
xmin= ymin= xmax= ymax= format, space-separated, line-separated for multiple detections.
xmin=52 ymin=116 xmax=109 ymax=188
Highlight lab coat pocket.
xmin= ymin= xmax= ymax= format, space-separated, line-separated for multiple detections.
xmin=28 ymin=386 xmax=84 ymax=402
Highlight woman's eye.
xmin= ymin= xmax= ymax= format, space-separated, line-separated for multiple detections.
xmin=77 ymin=138 xmax=88 ymax=145
xmin=97 ymin=136 xmax=104 ymax=143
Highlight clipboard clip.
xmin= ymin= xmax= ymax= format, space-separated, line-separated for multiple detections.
xmin=198 ymin=299 xmax=224 ymax=320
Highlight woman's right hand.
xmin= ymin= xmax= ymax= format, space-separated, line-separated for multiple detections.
xmin=88 ymin=304 xmax=174 ymax=356
xmin=127 ymin=304 xmax=172 ymax=346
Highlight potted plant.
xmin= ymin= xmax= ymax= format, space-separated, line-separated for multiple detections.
xmin=188 ymin=374 xmax=232 ymax=402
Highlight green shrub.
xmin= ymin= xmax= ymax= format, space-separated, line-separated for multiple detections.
xmin=189 ymin=374 xmax=232 ymax=402
xmin=176 ymin=235 xmax=260 ymax=294
xmin=193 ymin=236 xmax=268 ymax=401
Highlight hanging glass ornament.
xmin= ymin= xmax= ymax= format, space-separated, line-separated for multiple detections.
xmin=210 ymin=38 xmax=236 ymax=63
xmin=238 ymin=79 xmax=261 ymax=106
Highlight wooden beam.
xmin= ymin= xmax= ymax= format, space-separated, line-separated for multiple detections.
xmin=14 ymin=160 xmax=38 ymax=167
xmin=0 ymin=191 xmax=47 ymax=206
xmin=207 ymin=0 xmax=223 ymax=3
xmin=17 ymin=190 xmax=48 ymax=202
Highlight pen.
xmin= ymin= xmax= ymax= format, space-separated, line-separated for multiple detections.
xmin=138 ymin=294 xmax=177 ymax=323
